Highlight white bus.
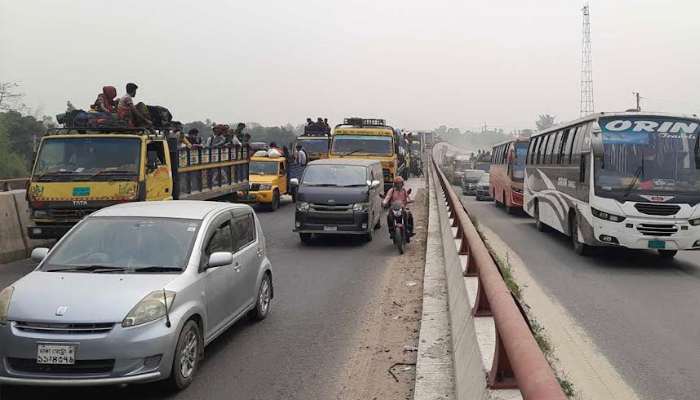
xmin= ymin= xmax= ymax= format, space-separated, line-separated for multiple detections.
xmin=524 ymin=112 xmax=700 ymax=258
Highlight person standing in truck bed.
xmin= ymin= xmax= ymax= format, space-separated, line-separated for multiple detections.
xmin=117 ymin=83 xmax=151 ymax=127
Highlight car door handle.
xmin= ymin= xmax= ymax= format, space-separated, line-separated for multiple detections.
xmin=256 ymin=249 xmax=262 ymax=257
xmin=234 ymin=262 xmax=241 ymax=272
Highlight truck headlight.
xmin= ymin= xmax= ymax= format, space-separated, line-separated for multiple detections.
xmin=0 ymin=286 xmax=14 ymax=325
xmin=353 ymin=203 xmax=370 ymax=212
xmin=690 ymin=217 xmax=700 ymax=226
xmin=33 ymin=210 xmax=48 ymax=218
xmin=591 ymin=208 xmax=626 ymax=223
xmin=259 ymin=184 xmax=271 ymax=190
xmin=297 ymin=202 xmax=310 ymax=212
xmin=122 ymin=290 xmax=175 ymax=328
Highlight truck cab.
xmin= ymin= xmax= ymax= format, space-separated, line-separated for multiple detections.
xmin=293 ymin=135 xmax=330 ymax=162
xmin=242 ymin=154 xmax=289 ymax=211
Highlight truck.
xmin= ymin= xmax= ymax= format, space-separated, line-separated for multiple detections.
xmin=26 ymin=125 xmax=250 ymax=239
xmin=293 ymin=133 xmax=330 ymax=162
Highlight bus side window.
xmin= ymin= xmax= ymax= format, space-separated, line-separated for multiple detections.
xmin=558 ymin=129 xmax=570 ymax=164
xmin=572 ymin=127 xmax=585 ymax=165
xmin=567 ymin=127 xmax=580 ymax=164
xmin=550 ymin=131 xmax=562 ymax=164
xmin=544 ymin=134 xmax=556 ymax=165
xmin=527 ymin=139 xmax=535 ymax=165
xmin=533 ymin=137 xmax=542 ymax=164
xmin=536 ymin=136 xmax=545 ymax=164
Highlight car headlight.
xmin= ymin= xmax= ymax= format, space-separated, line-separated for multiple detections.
xmin=297 ymin=201 xmax=310 ymax=212
xmin=353 ymin=203 xmax=370 ymax=212
xmin=591 ymin=208 xmax=626 ymax=223
xmin=259 ymin=184 xmax=272 ymax=190
xmin=689 ymin=217 xmax=700 ymax=226
xmin=122 ymin=290 xmax=175 ymax=328
xmin=0 ymin=286 xmax=15 ymax=325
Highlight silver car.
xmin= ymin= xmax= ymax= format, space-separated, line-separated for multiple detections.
xmin=0 ymin=201 xmax=273 ymax=390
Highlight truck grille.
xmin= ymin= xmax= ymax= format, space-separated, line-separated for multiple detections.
xmin=636 ymin=224 xmax=678 ymax=237
xmin=46 ymin=209 xmax=96 ymax=219
xmin=15 ymin=321 xmax=115 ymax=334
xmin=310 ymin=203 xmax=352 ymax=211
xmin=634 ymin=203 xmax=680 ymax=216
xmin=306 ymin=218 xmax=355 ymax=225
xmin=7 ymin=358 xmax=115 ymax=375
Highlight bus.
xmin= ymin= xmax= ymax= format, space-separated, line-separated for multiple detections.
xmin=329 ymin=118 xmax=407 ymax=191
xmin=524 ymin=112 xmax=700 ymax=258
xmin=490 ymin=137 xmax=530 ymax=213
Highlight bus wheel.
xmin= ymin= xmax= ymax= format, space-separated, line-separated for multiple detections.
xmin=504 ymin=192 xmax=514 ymax=214
xmin=570 ymin=215 xmax=590 ymax=256
xmin=658 ymin=250 xmax=677 ymax=259
xmin=535 ymin=202 xmax=547 ymax=232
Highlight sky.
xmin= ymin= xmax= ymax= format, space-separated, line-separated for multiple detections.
xmin=1 ymin=0 xmax=699 ymax=132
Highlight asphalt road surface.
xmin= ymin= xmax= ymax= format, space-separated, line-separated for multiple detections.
xmin=458 ymin=192 xmax=700 ymax=400
xmin=0 ymin=195 xmax=402 ymax=400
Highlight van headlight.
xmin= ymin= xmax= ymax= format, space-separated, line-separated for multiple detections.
xmin=297 ymin=202 xmax=310 ymax=212
xmin=259 ymin=184 xmax=271 ymax=190
xmin=690 ymin=217 xmax=700 ymax=226
xmin=353 ymin=203 xmax=370 ymax=212
xmin=0 ymin=286 xmax=14 ymax=325
xmin=591 ymin=208 xmax=626 ymax=223
xmin=122 ymin=290 xmax=175 ymax=328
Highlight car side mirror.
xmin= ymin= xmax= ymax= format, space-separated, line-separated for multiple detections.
xmin=290 ymin=178 xmax=299 ymax=186
xmin=370 ymin=180 xmax=381 ymax=189
xmin=206 ymin=252 xmax=233 ymax=269
xmin=31 ymin=247 xmax=49 ymax=262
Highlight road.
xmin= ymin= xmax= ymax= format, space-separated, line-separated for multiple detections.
xmin=458 ymin=192 xmax=700 ymax=400
xmin=0 ymin=188 xmax=419 ymax=400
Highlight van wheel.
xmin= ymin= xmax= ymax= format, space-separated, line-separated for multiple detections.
xmin=374 ymin=214 xmax=381 ymax=230
xmin=166 ymin=320 xmax=202 ymax=391
xmin=365 ymin=227 xmax=374 ymax=242
xmin=300 ymin=233 xmax=312 ymax=244
xmin=248 ymin=273 xmax=271 ymax=321
xmin=570 ymin=214 xmax=590 ymax=256
xmin=269 ymin=190 xmax=280 ymax=211
xmin=535 ymin=202 xmax=547 ymax=232
xmin=658 ymin=250 xmax=677 ymax=259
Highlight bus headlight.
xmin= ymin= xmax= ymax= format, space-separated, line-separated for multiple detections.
xmin=511 ymin=186 xmax=523 ymax=195
xmin=591 ymin=208 xmax=626 ymax=223
xmin=690 ymin=218 xmax=700 ymax=226
xmin=297 ymin=202 xmax=310 ymax=212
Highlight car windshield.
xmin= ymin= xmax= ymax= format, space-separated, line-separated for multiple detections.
xmin=42 ymin=217 xmax=201 ymax=271
xmin=250 ymin=160 xmax=279 ymax=175
xmin=463 ymin=170 xmax=484 ymax=181
xmin=478 ymin=174 xmax=490 ymax=184
xmin=513 ymin=142 xmax=528 ymax=180
xmin=297 ymin=139 xmax=329 ymax=154
xmin=594 ymin=117 xmax=700 ymax=194
xmin=331 ymin=135 xmax=393 ymax=156
xmin=33 ymin=137 xmax=141 ymax=178
xmin=302 ymin=165 xmax=367 ymax=186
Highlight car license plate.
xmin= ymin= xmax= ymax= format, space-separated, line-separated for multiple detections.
xmin=648 ymin=240 xmax=666 ymax=249
xmin=37 ymin=344 xmax=76 ymax=365
xmin=323 ymin=226 xmax=337 ymax=232
xmin=247 ymin=194 xmax=257 ymax=200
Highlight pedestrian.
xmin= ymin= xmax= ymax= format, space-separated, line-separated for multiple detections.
xmin=187 ymin=129 xmax=203 ymax=146
xmin=117 ymin=83 xmax=152 ymax=127
xmin=295 ymin=144 xmax=308 ymax=166
xmin=233 ymin=123 xmax=246 ymax=142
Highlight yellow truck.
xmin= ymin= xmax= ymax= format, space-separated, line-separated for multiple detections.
xmin=328 ymin=118 xmax=408 ymax=192
xmin=293 ymin=134 xmax=330 ymax=162
xmin=26 ymin=126 xmax=249 ymax=239
xmin=239 ymin=153 xmax=291 ymax=211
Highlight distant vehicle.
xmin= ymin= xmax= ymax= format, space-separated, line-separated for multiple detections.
xmin=26 ymin=125 xmax=250 ymax=239
xmin=240 ymin=152 xmax=290 ymax=211
xmin=461 ymin=169 xmax=485 ymax=195
xmin=524 ymin=111 xmax=700 ymax=258
xmin=453 ymin=155 xmax=472 ymax=185
xmin=293 ymin=134 xmax=330 ymax=162
xmin=471 ymin=151 xmax=491 ymax=173
xmin=490 ymin=137 xmax=530 ymax=213
xmin=0 ymin=201 xmax=273 ymax=389
xmin=475 ymin=173 xmax=492 ymax=201
xmin=291 ymin=159 xmax=383 ymax=244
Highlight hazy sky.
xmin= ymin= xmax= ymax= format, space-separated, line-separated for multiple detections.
xmin=1 ymin=0 xmax=699 ymax=131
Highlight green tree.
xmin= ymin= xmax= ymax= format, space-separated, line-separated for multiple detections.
xmin=0 ymin=124 xmax=28 ymax=178
xmin=0 ymin=110 xmax=45 ymax=161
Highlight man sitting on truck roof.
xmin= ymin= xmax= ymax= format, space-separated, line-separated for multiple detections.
xmin=91 ymin=86 xmax=118 ymax=114
xmin=117 ymin=83 xmax=152 ymax=127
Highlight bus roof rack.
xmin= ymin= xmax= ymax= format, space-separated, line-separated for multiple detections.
xmin=342 ymin=117 xmax=387 ymax=127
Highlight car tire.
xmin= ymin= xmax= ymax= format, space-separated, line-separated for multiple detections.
xmin=269 ymin=190 xmax=280 ymax=211
xmin=248 ymin=273 xmax=272 ymax=321
xmin=166 ymin=320 xmax=202 ymax=391
xmin=658 ymin=250 xmax=677 ymax=259
xmin=299 ymin=233 xmax=312 ymax=244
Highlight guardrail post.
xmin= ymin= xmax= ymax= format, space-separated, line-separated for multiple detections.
xmin=472 ymin=274 xmax=493 ymax=317
xmin=489 ymin=330 xmax=518 ymax=389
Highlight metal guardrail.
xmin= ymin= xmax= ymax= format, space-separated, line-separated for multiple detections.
xmin=431 ymin=156 xmax=567 ymax=399
xmin=0 ymin=178 xmax=30 ymax=192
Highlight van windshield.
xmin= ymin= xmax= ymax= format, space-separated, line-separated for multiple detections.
xmin=302 ymin=165 xmax=367 ymax=187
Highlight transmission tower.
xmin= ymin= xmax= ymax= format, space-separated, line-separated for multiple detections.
xmin=580 ymin=4 xmax=594 ymax=116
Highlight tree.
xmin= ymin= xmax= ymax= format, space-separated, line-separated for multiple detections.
xmin=0 ymin=82 xmax=26 ymax=112
xmin=536 ymin=114 xmax=556 ymax=131
xmin=0 ymin=123 xmax=29 ymax=179
xmin=0 ymin=111 xmax=45 ymax=161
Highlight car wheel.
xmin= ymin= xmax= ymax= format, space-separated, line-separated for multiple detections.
xmin=535 ymin=202 xmax=547 ymax=232
xmin=269 ymin=190 xmax=280 ymax=211
xmin=658 ymin=250 xmax=677 ymax=259
xmin=248 ymin=273 xmax=272 ymax=321
xmin=570 ymin=214 xmax=590 ymax=256
xmin=166 ymin=320 xmax=202 ymax=391
xmin=300 ymin=233 xmax=312 ymax=244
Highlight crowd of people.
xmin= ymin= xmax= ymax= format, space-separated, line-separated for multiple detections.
xmin=91 ymin=83 xmax=153 ymax=127
xmin=304 ymin=117 xmax=331 ymax=135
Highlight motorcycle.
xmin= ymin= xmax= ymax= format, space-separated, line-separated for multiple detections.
xmin=381 ymin=188 xmax=413 ymax=255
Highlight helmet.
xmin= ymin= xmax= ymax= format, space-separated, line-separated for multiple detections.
xmin=393 ymin=176 xmax=404 ymax=189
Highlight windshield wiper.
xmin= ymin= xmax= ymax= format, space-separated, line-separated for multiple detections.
xmin=91 ymin=169 xmax=135 ymax=178
xmin=340 ymin=183 xmax=369 ymax=187
xmin=344 ymin=149 xmax=365 ymax=156
xmin=37 ymin=170 xmax=76 ymax=180
xmin=306 ymin=183 xmax=339 ymax=187
xmin=624 ymin=159 xmax=645 ymax=198
xmin=132 ymin=266 xmax=183 ymax=273
xmin=47 ymin=265 xmax=127 ymax=273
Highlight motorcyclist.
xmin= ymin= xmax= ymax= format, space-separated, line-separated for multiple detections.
xmin=383 ymin=177 xmax=414 ymax=241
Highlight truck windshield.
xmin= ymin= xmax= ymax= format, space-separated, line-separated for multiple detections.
xmin=331 ymin=135 xmax=393 ymax=156
xmin=297 ymin=139 xmax=329 ymax=155
xmin=34 ymin=137 xmax=141 ymax=179
xmin=302 ymin=165 xmax=367 ymax=187
xmin=42 ymin=217 xmax=200 ymax=271
xmin=595 ymin=117 xmax=700 ymax=194
xmin=250 ymin=161 xmax=279 ymax=175
xmin=513 ymin=142 xmax=528 ymax=180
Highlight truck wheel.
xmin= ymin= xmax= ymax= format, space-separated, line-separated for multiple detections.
xmin=269 ymin=190 xmax=280 ymax=211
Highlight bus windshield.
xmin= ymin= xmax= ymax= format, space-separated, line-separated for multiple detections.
xmin=34 ymin=137 xmax=141 ymax=179
xmin=595 ymin=117 xmax=700 ymax=194
xmin=297 ymin=138 xmax=329 ymax=155
xmin=331 ymin=135 xmax=393 ymax=157
xmin=513 ymin=142 xmax=528 ymax=180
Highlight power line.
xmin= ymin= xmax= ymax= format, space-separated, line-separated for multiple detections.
xmin=580 ymin=4 xmax=594 ymax=116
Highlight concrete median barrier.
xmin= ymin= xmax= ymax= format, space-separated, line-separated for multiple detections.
xmin=0 ymin=191 xmax=27 ymax=264
xmin=10 ymin=190 xmax=53 ymax=253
